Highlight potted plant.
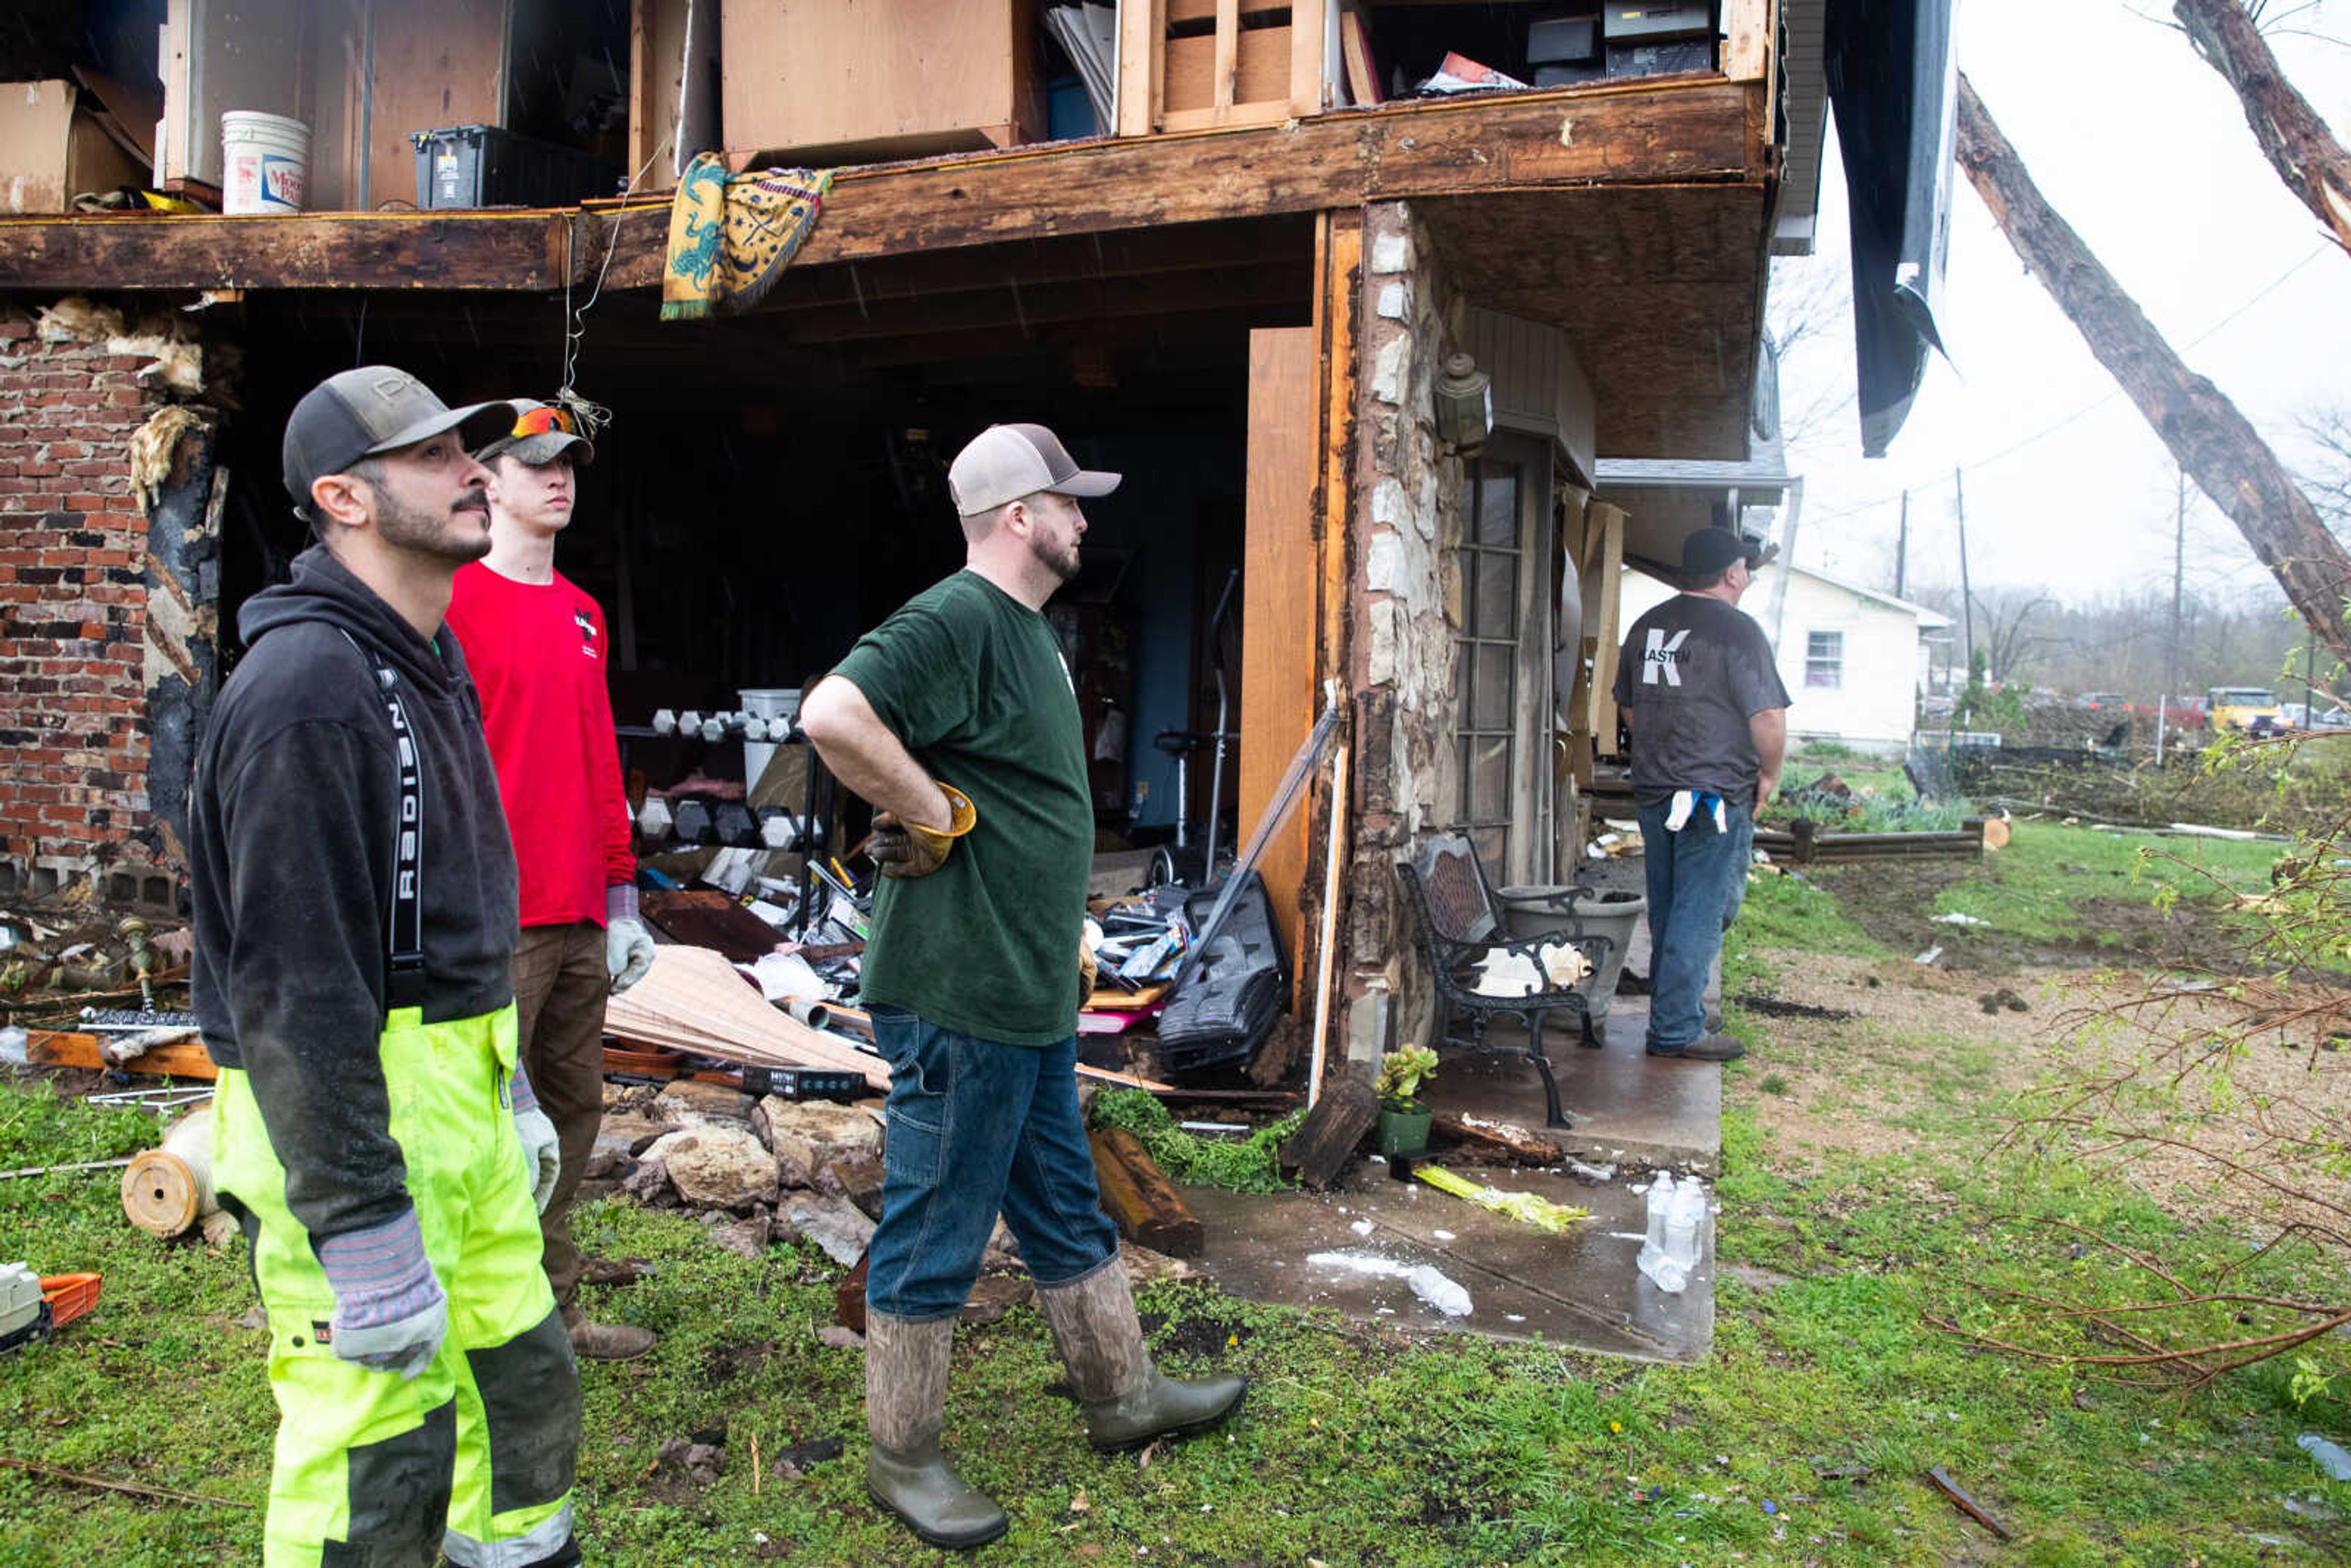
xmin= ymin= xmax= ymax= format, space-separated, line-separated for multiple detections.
xmin=1373 ymin=1043 xmax=1441 ymax=1157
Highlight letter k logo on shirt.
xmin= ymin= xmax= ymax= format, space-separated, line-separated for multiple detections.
xmin=1642 ymin=627 xmax=1689 ymax=686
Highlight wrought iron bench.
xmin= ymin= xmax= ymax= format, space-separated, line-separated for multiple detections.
xmin=1394 ymin=833 xmax=1613 ymax=1130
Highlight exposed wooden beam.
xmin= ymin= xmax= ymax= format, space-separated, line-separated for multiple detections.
xmin=0 ymin=208 xmax=575 ymax=291
xmin=0 ymin=82 xmax=1762 ymax=293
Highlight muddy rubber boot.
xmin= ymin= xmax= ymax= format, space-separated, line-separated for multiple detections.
xmin=864 ymin=1311 xmax=1007 ymax=1550
xmin=1036 ymin=1259 xmax=1247 ymax=1453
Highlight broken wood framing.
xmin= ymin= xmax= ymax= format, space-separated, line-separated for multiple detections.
xmin=1277 ymin=1075 xmax=1376 ymax=1190
xmin=24 ymin=1030 xmax=216 ymax=1079
xmin=1087 ymin=1127 xmax=1205 ymax=1257
xmin=0 ymin=83 xmax=1762 ymax=293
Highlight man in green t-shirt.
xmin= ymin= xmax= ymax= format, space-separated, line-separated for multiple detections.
xmin=798 ymin=423 xmax=1246 ymax=1551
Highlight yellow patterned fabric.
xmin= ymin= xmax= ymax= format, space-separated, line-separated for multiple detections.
xmin=661 ymin=154 xmax=835 ymax=322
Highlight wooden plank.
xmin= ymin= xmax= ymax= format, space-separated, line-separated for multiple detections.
xmin=1087 ymin=1127 xmax=1205 ymax=1257
xmin=365 ymin=0 xmax=508 ymax=212
xmin=1580 ymin=501 xmax=1625 ymax=756
xmin=1725 ymin=0 xmax=1774 ymax=84
xmin=1276 ymin=1074 xmax=1376 ymax=1190
xmin=1119 ymin=0 xmax=1165 ymax=137
xmin=0 ymin=83 xmax=1762 ymax=291
xmin=26 ymin=1032 xmax=218 ymax=1079
xmin=1213 ymin=0 xmax=1242 ymax=109
xmin=1242 ymin=324 xmax=1319 ymax=991
xmin=719 ymin=0 xmax=1040 ymax=164
xmin=1432 ymin=1111 xmax=1562 ymax=1165
xmin=1291 ymin=0 xmax=1330 ymax=119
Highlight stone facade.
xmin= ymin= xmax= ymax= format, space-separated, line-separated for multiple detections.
xmin=1343 ymin=202 xmax=1469 ymax=1059
xmin=0 ymin=298 xmax=220 ymax=908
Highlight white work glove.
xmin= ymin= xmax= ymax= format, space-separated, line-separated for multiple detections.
xmin=606 ymin=884 xmax=656 ymax=994
xmin=315 ymin=1209 xmax=448 ymax=1379
xmin=509 ymin=1064 xmax=561 ymax=1214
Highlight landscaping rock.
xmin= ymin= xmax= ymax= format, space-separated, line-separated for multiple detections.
xmin=813 ymin=1149 xmax=886 ymax=1220
xmin=775 ymin=1193 xmax=874 ymax=1264
xmin=959 ymin=1274 xmax=1033 ymax=1326
xmin=656 ymin=1438 xmax=726 ymax=1488
xmin=711 ymin=1213 xmax=773 ymax=1259
xmin=755 ymin=1098 xmax=882 ymax=1174
xmin=650 ymin=1124 xmax=779 ymax=1210
xmin=620 ymin=1157 xmax=675 ymax=1205
xmin=657 ymin=1081 xmax=754 ymax=1124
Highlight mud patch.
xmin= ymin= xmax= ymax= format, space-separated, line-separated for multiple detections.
xmin=701 ymin=1338 xmax=775 ymax=1381
xmin=1733 ymin=993 xmax=1854 ymax=1022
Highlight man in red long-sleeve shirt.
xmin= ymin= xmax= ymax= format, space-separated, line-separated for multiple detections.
xmin=448 ymin=401 xmax=659 ymax=1361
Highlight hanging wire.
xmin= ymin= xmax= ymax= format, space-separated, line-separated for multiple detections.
xmin=555 ymin=132 xmax=677 ymax=425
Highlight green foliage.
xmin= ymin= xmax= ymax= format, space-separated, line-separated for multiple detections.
xmin=1794 ymin=737 xmax=1860 ymax=761
xmin=1770 ymin=786 xmax=1972 ymax=833
xmin=1087 ymin=1088 xmax=1303 ymax=1193
xmin=1955 ymin=647 xmax=2027 ymax=735
xmin=1372 ymin=1043 xmax=1441 ymax=1112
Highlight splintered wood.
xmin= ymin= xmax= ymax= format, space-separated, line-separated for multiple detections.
xmin=604 ymin=945 xmax=888 ymax=1093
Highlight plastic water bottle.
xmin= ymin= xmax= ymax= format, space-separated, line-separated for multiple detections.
xmin=1659 ymin=1176 xmax=1708 ymax=1293
xmin=1637 ymin=1176 xmax=1675 ymax=1288
xmin=1406 ymin=1264 xmax=1473 ymax=1317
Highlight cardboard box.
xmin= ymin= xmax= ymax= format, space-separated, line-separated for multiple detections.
xmin=1163 ymin=24 xmax=1294 ymax=113
xmin=0 ymin=80 xmax=148 ymax=214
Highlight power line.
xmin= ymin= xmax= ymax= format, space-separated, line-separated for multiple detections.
xmin=1793 ymin=242 xmax=2334 ymax=530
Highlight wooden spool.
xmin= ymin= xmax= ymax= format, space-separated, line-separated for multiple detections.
xmin=120 ymin=1105 xmax=216 ymax=1239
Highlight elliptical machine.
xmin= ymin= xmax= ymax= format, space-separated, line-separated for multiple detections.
xmin=1147 ymin=569 xmax=1240 ymax=890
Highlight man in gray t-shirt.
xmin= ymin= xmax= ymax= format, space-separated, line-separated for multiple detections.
xmin=1612 ymin=527 xmax=1791 ymax=1062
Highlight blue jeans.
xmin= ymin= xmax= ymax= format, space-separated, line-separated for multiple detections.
xmin=863 ymin=1007 xmax=1120 ymax=1321
xmin=1637 ymin=797 xmax=1754 ymax=1051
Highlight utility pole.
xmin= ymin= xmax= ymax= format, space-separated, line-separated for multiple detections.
xmin=1955 ymin=467 xmax=1975 ymax=682
xmin=1895 ymin=489 xmax=1910 ymax=599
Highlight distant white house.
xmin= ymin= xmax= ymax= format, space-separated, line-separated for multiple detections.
xmin=1618 ymin=561 xmax=1952 ymax=753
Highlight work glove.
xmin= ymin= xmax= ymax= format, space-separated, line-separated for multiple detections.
xmin=606 ymin=885 xmax=656 ymax=994
xmin=868 ymin=782 xmax=978 ymax=879
xmin=509 ymin=1063 xmax=562 ymax=1214
xmin=316 ymin=1209 xmax=448 ymax=1380
xmin=1078 ymin=934 xmax=1100 ymax=1008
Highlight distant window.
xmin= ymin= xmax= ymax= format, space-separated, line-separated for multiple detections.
xmin=1805 ymin=631 xmax=1843 ymax=689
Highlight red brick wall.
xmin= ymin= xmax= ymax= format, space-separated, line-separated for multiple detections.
xmin=0 ymin=302 xmax=165 ymax=901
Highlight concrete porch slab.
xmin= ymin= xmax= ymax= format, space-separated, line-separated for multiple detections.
xmin=1417 ymin=1000 xmax=1722 ymax=1176
xmin=1183 ymin=1161 xmax=1715 ymax=1362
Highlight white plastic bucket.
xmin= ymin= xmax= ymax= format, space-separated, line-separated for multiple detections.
xmin=221 ymin=111 xmax=309 ymax=215
xmin=738 ymin=688 xmax=801 ymax=722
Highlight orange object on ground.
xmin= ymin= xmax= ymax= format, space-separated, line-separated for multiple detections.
xmin=40 ymin=1273 xmax=101 ymax=1328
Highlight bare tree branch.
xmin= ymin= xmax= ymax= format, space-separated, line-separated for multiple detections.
xmin=2176 ymin=0 xmax=2351 ymax=255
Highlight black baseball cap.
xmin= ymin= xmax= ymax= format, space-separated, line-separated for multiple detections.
xmin=1681 ymin=527 xmax=1774 ymax=576
xmin=282 ymin=367 xmax=519 ymax=518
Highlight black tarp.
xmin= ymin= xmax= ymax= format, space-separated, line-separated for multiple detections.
xmin=1826 ymin=0 xmax=1959 ymax=457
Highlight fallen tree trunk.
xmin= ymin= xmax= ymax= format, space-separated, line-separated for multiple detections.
xmin=2173 ymin=0 xmax=2351 ymax=257
xmin=1954 ymin=72 xmax=2351 ymax=668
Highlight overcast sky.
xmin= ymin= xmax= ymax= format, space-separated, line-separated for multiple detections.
xmin=1774 ymin=0 xmax=2351 ymax=610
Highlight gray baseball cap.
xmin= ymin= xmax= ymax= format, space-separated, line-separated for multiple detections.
xmin=282 ymin=366 xmax=518 ymax=516
xmin=947 ymin=423 xmax=1120 ymax=517
xmin=474 ymin=398 xmax=596 ymax=468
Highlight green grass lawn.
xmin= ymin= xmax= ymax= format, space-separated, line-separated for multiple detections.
xmin=1930 ymin=820 xmax=2278 ymax=945
xmin=5 ymin=826 xmax=2347 ymax=1564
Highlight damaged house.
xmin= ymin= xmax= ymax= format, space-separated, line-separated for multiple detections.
xmin=0 ymin=0 xmax=1943 ymax=1093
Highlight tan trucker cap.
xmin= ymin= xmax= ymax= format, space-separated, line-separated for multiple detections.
xmin=946 ymin=423 xmax=1122 ymax=516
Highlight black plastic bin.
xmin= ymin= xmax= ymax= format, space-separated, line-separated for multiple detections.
xmin=410 ymin=126 xmax=618 ymax=209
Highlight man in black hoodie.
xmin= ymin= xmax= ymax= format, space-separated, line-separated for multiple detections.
xmin=192 ymin=367 xmax=583 ymax=1568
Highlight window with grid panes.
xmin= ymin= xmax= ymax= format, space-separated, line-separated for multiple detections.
xmin=1453 ymin=459 xmax=1521 ymax=869
xmin=1805 ymin=629 xmax=1843 ymax=689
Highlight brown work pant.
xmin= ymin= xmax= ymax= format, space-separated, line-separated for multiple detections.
xmin=511 ymin=920 xmax=610 ymax=1308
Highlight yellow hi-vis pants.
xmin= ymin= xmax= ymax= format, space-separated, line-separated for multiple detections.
xmin=213 ymin=1005 xmax=581 ymax=1568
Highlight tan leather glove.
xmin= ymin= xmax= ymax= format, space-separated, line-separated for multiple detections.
xmin=868 ymin=782 xmax=978 ymax=879
xmin=1078 ymin=936 xmax=1099 ymax=1008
